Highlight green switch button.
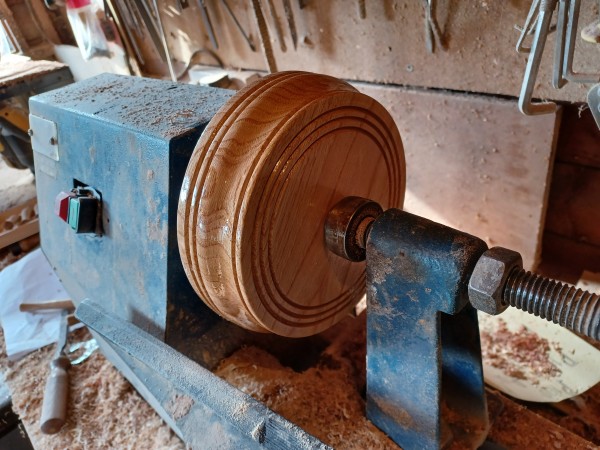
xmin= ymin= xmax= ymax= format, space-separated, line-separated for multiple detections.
xmin=68 ymin=197 xmax=80 ymax=231
xmin=67 ymin=196 xmax=98 ymax=233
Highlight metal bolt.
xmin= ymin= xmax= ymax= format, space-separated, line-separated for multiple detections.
xmin=469 ymin=246 xmax=600 ymax=340
xmin=49 ymin=137 xmax=57 ymax=145
xmin=27 ymin=129 xmax=34 ymax=137
xmin=468 ymin=247 xmax=522 ymax=315
xmin=503 ymin=269 xmax=600 ymax=340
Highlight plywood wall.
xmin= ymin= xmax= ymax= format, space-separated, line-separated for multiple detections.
xmin=154 ymin=0 xmax=599 ymax=103
xmin=357 ymin=83 xmax=560 ymax=269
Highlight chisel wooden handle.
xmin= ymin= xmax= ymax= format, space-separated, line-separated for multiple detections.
xmin=20 ymin=299 xmax=74 ymax=312
xmin=40 ymin=355 xmax=70 ymax=434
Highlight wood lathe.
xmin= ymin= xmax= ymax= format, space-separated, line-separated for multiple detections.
xmin=28 ymin=72 xmax=600 ymax=450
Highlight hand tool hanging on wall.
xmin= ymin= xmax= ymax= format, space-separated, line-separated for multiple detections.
xmin=516 ymin=0 xmax=558 ymax=115
xmin=422 ymin=0 xmax=444 ymax=53
xmin=515 ymin=0 xmax=544 ymax=53
xmin=152 ymin=0 xmax=177 ymax=81
xmin=357 ymin=0 xmax=366 ymax=19
xmin=516 ymin=0 xmax=600 ymax=118
xmin=560 ymin=0 xmax=600 ymax=84
xmin=282 ymin=0 xmax=298 ymax=50
xmin=103 ymin=0 xmax=143 ymax=75
xmin=197 ymin=0 xmax=219 ymax=49
xmin=265 ymin=0 xmax=287 ymax=52
xmin=132 ymin=0 xmax=168 ymax=62
xmin=112 ymin=0 xmax=146 ymax=65
xmin=220 ymin=0 xmax=256 ymax=52
xmin=251 ymin=0 xmax=277 ymax=72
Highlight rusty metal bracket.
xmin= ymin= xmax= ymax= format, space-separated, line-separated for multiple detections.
xmin=365 ymin=209 xmax=489 ymax=450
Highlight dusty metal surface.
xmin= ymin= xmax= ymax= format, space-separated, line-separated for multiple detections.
xmin=365 ymin=208 xmax=489 ymax=450
xmin=29 ymin=74 xmax=233 ymax=340
xmin=77 ymin=299 xmax=331 ymax=450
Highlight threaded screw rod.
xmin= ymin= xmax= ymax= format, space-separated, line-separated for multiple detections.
xmin=503 ymin=269 xmax=600 ymax=340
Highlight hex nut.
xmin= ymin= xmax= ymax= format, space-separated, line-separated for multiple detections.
xmin=468 ymin=247 xmax=523 ymax=315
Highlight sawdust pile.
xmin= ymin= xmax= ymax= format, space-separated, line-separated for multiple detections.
xmin=215 ymin=315 xmax=399 ymax=450
xmin=0 ymin=329 xmax=183 ymax=450
xmin=480 ymin=318 xmax=562 ymax=382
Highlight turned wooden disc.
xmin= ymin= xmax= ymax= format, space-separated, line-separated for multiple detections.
xmin=177 ymin=72 xmax=406 ymax=337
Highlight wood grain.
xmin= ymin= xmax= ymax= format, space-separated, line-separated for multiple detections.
xmin=178 ymin=71 xmax=405 ymax=337
xmin=541 ymin=233 xmax=600 ymax=283
xmin=20 ymin=299 xmax=75 ymax=312
xmin=0 ymin=198 xmax=38 ymax=250
xmin=555 ymin=105 xmax=600 ymax=170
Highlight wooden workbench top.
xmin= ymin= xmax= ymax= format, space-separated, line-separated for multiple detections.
xmin=0 ymin=56 xmax=67 ymax=89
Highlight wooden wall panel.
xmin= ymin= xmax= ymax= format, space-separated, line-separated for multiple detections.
xmin=356 ymin=83 xmax=560 ymax=270
xmin=556 ymin=105 xmax=600 ymax=169
xmin=545 ymin=163 xmax=600 ymax=248
xmin=542 ymin=233 xmax=600 ymax=283
xmin=155 ymin=0 xmax=599 ymax=103
xmin=541 ymin=102 xmax=600 ymax=278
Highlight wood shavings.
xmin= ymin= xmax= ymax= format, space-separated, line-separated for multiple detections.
xmin=0 ymin=328 xmax=183 ymax=450
xmin=214 ymin=315 xmax=398 ymax=450
xmin=481 ymin=318 xmax=562 ymax=383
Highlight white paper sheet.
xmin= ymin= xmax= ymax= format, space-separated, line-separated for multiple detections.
xmin=0 ymin=249 xmax=67 ymax=360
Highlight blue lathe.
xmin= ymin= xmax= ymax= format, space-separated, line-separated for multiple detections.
xmin=29 ymin=72 xmax=600 ymax=450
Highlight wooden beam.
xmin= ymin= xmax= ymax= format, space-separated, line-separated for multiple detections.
xmin=0 ymin=218 xmax=39 ymax=250
xmin=556 ymin=105 xmax=600 ymax=170
xmin=545 ymin=162 xmax=600 ymax=248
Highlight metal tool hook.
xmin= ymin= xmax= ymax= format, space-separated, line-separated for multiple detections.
xmin=518 ymin=0 xmax=559 ymax=115
xmin=563 ymin=0 xmax=600 ymax=83
xmin=516 ymin=0 xmax=541 ymax=53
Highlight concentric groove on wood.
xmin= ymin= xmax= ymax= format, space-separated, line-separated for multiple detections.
xmin=255 ymin=114 xmax=402 ymax=325
xmin=179 ymin=72 xmax=300 ymax=326
xmin=178 ymin=71 xmax=406 ymax=337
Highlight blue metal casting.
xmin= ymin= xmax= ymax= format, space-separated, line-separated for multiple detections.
xmin=30 ymin=74 xmax=233 ymax=342
xmin=366 ymin=208 xmax=489 ymax=450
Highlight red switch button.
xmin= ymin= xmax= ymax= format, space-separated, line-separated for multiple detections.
xmin=54 ymin=191 xmax=74 ymax=222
